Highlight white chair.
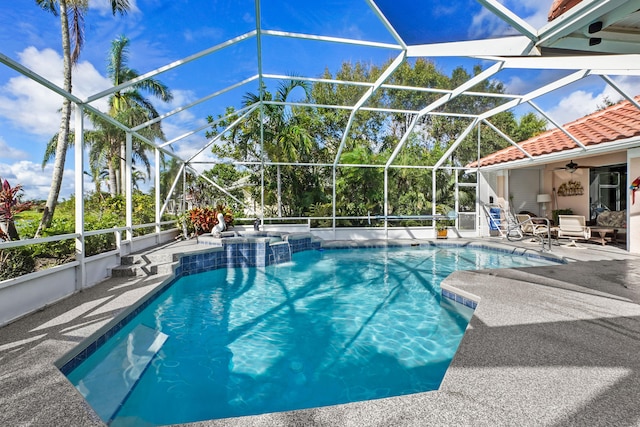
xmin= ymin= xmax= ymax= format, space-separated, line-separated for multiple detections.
xmin=557 ymin=215 xmax=591 ymax=242
xmin=516 ymin=214 xmax=549 ymax=237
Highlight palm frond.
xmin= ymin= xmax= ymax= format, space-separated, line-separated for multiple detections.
xmin=111 ymin=0 xmax=130 ymax=15
xmin=36 ymin=0 xmax=58 ymax=15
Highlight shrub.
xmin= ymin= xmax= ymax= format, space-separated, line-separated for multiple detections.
xmin=187 ymin=205 xmax=234 ymax=234
xmin=0 ymin=247 xmax=36 ymax=281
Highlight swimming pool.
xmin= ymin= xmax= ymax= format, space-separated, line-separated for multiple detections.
xmin=63 ymin=245 xmax=560 ymax=426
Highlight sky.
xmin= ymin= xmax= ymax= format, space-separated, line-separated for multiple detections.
xmin=0 ymin=0 xmax=638 ymax=201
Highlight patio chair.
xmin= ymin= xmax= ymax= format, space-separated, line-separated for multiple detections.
xmin=557 ymin=215 xmax=591 ymax=243
xmin=516 ymin=214 xmax=549 ymax=237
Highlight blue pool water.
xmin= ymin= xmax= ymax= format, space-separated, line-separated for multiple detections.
xmin=65 ymin=246 xmax=559 ymax=426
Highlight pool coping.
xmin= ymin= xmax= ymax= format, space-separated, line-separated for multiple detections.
xmin=2 ymin=238 xmax=640 ymax=427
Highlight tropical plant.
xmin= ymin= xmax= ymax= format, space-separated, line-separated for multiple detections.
xmin=208 ymin=79 xmax=317 ymax=217
xmin=105 ymin=35 xmax=172 ymax=195
xmin=0 ymin=177 xmax=33 ymax=241
xmin=35 ymin=0 xmax=130 ymax=236
xmin=41 ymin=35 xmax=172 ymax=199
xmin=187 ymin=205 xmax=234 ymax=234
xmin=0 ymin=247 xmax=36 ymax=281
xmin=86 ymin=35 xmax=172 ymax=196
xmin=435 ymin=204 xmax=454 ymax=231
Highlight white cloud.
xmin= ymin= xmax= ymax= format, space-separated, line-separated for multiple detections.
xmin=170 ymin=136 xmax=219 ymax=173
xmin=469 ymin=0 xmax=554 ymax=38
xmin=546 ymin=76 xmax=640 ymax=125
xmin=0 ymin=47 xmax=111 ymax=137
xmin=161 ymin=89 xmax=197 ymax=118
xmin=0 ymin=160 xmax=76 ymax=201
xmin=546 ymin=90 xmax=599 ymax=125
xmin=0 ymin=137 xmax=28 ymax=160
xmin=506 ymin=0 xmax=554 ymax=28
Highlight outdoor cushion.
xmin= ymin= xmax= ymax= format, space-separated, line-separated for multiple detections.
xmin=596 ymin=210 xmax=626 ymax=229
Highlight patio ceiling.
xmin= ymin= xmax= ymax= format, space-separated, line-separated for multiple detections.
xmin=1 ymin=0 xmax=640 ymax=177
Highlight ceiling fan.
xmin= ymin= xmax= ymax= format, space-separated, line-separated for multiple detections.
xmin=554 ymin=160 xmax=592 ymax=173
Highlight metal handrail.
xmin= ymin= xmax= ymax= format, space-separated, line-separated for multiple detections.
xmin=508 ymin=216 xmax=552 ymax=252
xmin=0 ymin=220 xmax=178 ymax=250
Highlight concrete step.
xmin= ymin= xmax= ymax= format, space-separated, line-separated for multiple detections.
xmin=120 ymin=252 xmax=174 ymax=266
xmin=112 ymin=260 xmax=176 ymax=277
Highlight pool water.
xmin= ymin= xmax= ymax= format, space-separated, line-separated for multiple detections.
xmin=66 ymin=246 xmax=558 ymax=425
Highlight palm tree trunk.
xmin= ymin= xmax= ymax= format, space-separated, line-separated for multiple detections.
xmin=108 ymin=164 xmax=118 ymax=197
xmin=36 ymin=0 xmax=72 ymax=237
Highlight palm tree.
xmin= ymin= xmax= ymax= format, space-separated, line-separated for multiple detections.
xmin=42 ymin=35 xmax=172 ymax=198
xmin=100 ymin=35 xmax=172 ymax=195
xmin=35 ymin=0 xmax=130 ymax=236
xmin=243 ymin=80 xmax=313 ymax=216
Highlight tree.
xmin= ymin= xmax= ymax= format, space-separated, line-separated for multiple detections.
xmin=311 ymin=61 xmax=388 ymax=154
xmin=205 ymin=60 xmax=547 ymax=222
xmin=208 ymin=79 xmax=320 ymax=217
xmin=596 ymin=96 xmax=617 ymax=111
xmin=333 ymin=147 xmax=385 ymax=224
xmin=35 ymin=0 xmax=130 ymax=236
xmin=203 ymin=164 xmax=249 ymax=209
xmin=384 ymin=58 xmax=449 ymax=144
xmin=43 ymin=36 xmax=173 ymax=197
xmin=105 ymin=35 xmax=172 ymax=195
xmin=512 ymin=112 xmax=548 ymax=142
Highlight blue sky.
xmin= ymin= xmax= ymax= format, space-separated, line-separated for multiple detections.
xmin=0 ymin=0 xmax=637 ymax=200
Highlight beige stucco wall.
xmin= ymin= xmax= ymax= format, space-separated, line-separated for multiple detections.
xmin=541 ymin=153 xmax=628 ymax=218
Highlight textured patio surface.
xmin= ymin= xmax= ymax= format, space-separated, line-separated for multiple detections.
xmin=1 ymin=238 xmax=640 ymax=426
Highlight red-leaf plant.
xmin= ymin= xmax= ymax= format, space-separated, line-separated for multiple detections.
xmin=188 ymin=205 xmax=234 ymax=235
xmin=0 ymin=177 xmax=33 ymax=241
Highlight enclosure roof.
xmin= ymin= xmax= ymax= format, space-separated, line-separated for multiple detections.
xmin=469 ymin=95 xmax=640 ymax=168
xmin=2 ymin=0 xmax=640 ymax=181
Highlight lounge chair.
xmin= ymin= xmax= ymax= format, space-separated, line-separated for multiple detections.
xmin=516 ymin=214 xmax=549 ymax=237
xmin=557 ymin=215 xmax=591 ymax=242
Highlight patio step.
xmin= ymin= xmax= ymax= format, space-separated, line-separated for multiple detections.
xmin=112 ymin=252 xmax=177 ymax=277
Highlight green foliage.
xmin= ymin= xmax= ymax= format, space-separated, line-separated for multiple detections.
xmin=203 ymin=59 xmax=548 ymax=222
xmin=335 ymin=147 xmax=384 ymax=222
xmin=513 ymin=112 xmax=548 ymax=142
xmin=18 ymin=217 xmax=74 ymax=260
xmin=0 ymin=247 xmax=36 ymax=281
xmin=3 ymin=191 xmax=180 ymax=280
xmin=435 ymin=204 xmax=455 ymax=230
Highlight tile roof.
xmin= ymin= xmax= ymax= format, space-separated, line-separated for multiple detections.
xmin=469 ymin=95 xmax=640 ymax=168
xmin=548 ymin=0 xmax=584 ymax=21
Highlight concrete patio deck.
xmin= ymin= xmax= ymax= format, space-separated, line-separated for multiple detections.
xmin=1 ymin=238 xmax=640 ymax=426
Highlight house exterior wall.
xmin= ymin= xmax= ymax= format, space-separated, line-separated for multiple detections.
xmin=548 ymin=167 xmax=590 ymax=217
xmin=509 ymin=169 xmax=543 ymax=216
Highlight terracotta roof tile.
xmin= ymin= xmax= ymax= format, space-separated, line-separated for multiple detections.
xmin=469 ymin=96 xmax=640 ymax=168
xmin=548 ymin=0 xmax=583 ymax=21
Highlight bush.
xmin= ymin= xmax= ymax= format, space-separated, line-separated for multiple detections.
xmin=0 ymin=247 xmax=36 ymax=281
xmin=187 ymin=205 xmax=234 ymax=234
xmin=2 ymin=191 xmax=182 ymax=280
